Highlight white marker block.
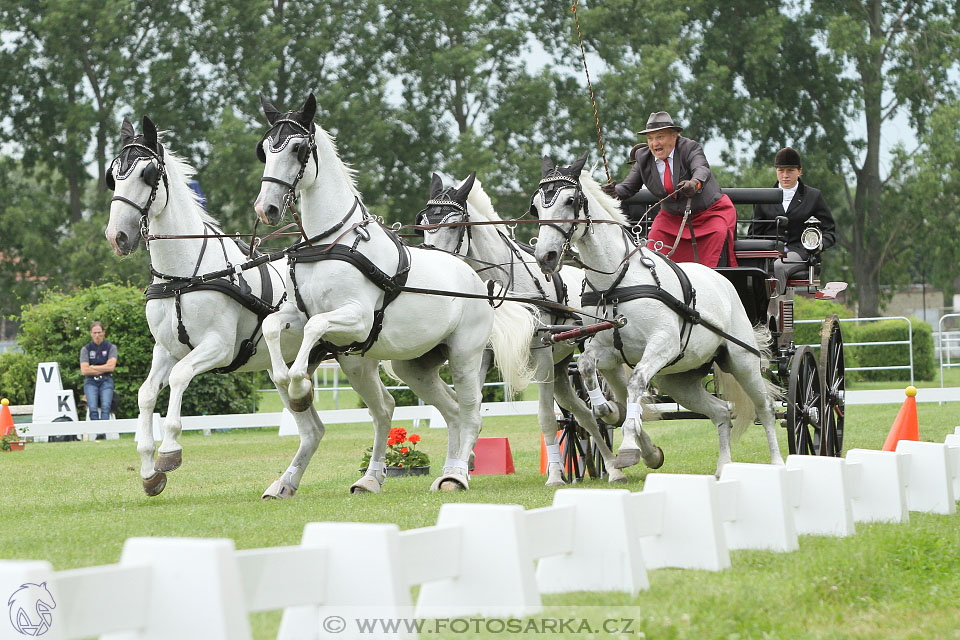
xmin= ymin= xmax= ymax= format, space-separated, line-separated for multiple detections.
xmin=535 ymin=489 xmax=649 ymax=594
xmin=785 ymin=456 xmax=856 ymax=536
xmin=416 ymin=503 xmax=540 ymax=618
xmin=844 ymin=449 xmax=910 ymax=523
xmin=719 ymin=463 xmax=798 ymax=552
xmin=0 ymin=561 xmax=62 ymax=640
xmin=278 ymin=523 xmax=413 ymax=640
xmin=944 ymin=434 xmax=960 ymax=500
xmin=104 ymin=537 xmax=251 ymax=640
xmin=896 ymin=441 xmax=956 ymax=515
xmin=638 ymin=474 xmax=730 ymax=571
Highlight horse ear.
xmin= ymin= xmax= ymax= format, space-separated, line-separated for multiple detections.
xmin=570 ymin=150 xmax=588 ymax=175
xmin=300 ymin=93 xmax=317 ymax=126
xmin=120 ymin=118 xmax=135 ymax=145
xmin=454 ymin=172 xmax=476 ymax=202
xmin=541 ymin=155 xmax=555 ymax=177
xmin=142 ymin=116 xmax=158 ymax=152
xmin=260 ymin=94 xmax=281 ymax=125
xmin=429 ymin=173 xmax=444 ymax=198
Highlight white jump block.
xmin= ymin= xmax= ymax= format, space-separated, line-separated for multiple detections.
xmin=844 ymin=449 xmax=910 ymax=523
xmin=416 ymin=503 xmax=540 ymax=618
xmin=638 ymin=474 xmax=731 ymax=571
xmin=278 ymin=523 xmax=414 ymax=640
xmin=718 ymin=463 xmax=799 ymax=552
xmin=104 ymin=537 xmax=251 ymax=640
xmin=896 ymin=441 xmax=956 ymax=515
xmin=785 ymin=455 xmax=856 ymax=536
xmin=944 ymin=434 xmax=960 ymax=499
xmin=0 ymin=561 xmax=61 ymax=640
xmin=236 ymin=546 xmax=328 ymax=613
xmin=534 ymin=489 xmax=649 ymax=594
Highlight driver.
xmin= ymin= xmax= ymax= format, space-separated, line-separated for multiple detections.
xmin=601 ymin=111 xmax=737 ymax=267
xmin=749 ymin=147 xmax=836 ymax=292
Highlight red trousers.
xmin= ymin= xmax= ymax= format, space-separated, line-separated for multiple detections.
xmin=646 ymin=194 xmax=738 ymax=267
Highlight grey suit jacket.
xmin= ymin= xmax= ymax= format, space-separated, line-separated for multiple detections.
xmin=613 ymin=136 xmax=723 ymax=215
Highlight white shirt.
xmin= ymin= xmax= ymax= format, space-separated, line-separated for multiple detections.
xmin=656 ymin=149 xmax=675 ymax=187
xmin=781 ymin=182 xmax=798 ymax=212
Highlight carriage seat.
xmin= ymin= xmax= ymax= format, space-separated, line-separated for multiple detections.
xmin=733 ymin=238 xmax=783 ymax=271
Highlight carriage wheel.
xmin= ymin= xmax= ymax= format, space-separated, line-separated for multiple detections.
xmin=786 ymin=346 xmax=825 ymax=455
xmin=819 ymin=315 xmax=845 ymax=456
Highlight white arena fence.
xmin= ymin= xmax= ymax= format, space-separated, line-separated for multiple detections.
xmin=2 ymin=433 xmax=959 ymax=640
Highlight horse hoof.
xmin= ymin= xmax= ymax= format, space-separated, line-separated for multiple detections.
xmin=261 ymin=478 xmax=297 ymax=499
xmin=350 ymin=475 xmax=383 ymax=494
xmin=607 ymin=468 xmax=628 ymax=483
xmin=644 ymin=446 xmax=665 ymax=469
xmin=614 ymin=448 xmax=642 ymax=469
xmin=288 ymin=394 xmax=313 ymax=413
xmin=154 ymin=450 xmax=182 ymax=473
xmin=142 ymin=472 xmax=167 ymax=497
xmin=430 ymin=472 xmax=469 ymax=492
xmin=545 ymin=463 xmax=566 ymax=487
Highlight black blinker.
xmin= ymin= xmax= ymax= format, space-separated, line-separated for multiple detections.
xmin=142 ymin=163 xmax=158 ymax=187
xmin=296 ymin=142 xmax=310 ymax=165
xmin=105 ymin=168 xmax=115 ymax=191
xmin=255 ymin=139 xmax=266 ymax=163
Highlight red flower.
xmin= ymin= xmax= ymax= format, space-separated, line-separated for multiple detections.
xmin=408 ymin=434 xmax=421 ymax=444
xmin=387 ymin=437 xmax=396 ymax=446
xmin=388 ymin=427 xmax=407 ymax=443
xmin=401 ymin=447 xmax=409 ymax=453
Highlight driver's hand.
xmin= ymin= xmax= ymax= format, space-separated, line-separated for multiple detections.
xmin=601 ymin=182 xmax=619 ymax=198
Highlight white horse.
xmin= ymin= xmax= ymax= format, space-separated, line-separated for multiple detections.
xmin=417 ymin=172 xmax=626 ymax=484
xmin=252 ymin=94 xmax=537 ymax=491
xmin=104 ymin=116 xmax=349 ymax=498
xmin=532 ymin=153 xmax=784 ymax=477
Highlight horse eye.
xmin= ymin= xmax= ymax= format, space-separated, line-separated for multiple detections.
xmin=565 ymin=196 xmax=575 ymax=206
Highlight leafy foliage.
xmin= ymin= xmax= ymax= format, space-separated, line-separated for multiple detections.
xmin=359 ymin=426 xmax=430 ymax=469
xmin=0 ymin=352 xmax=41 ymax=405
xmin=17 ymin=284 xmax=257 ymax=417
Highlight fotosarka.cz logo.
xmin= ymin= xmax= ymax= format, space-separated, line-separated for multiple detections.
xmin=7 ymin=582 xmax=56 ymax=637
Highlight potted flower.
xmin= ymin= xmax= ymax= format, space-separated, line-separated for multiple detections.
xmin=360 ymin=427 xmax=430 ymax=477
xmin=1 ymin=425 xmax=27 ymax=452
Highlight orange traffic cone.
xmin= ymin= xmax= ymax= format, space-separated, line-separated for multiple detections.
xmin=0 ymin=398 xmax=16 ymax=438
xmin=882 ymin=386 xmax=919 ymax=451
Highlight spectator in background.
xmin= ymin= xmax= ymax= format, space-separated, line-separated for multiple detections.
xmin=80 ymin=321 xmax=117 ymax=420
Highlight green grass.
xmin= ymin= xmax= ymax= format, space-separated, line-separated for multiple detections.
xmin=2 ymin=406 xmax=959 ymax=639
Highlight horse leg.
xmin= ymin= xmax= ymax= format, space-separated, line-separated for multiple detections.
xmin=390 ymin=354 xmax=464 ymax=489
xmin=657 ymin=371 xmax=738 ymax=477
xmin=262 ymin=303 xmax=305 ymax=390
xmin=720 ymin=350 xmax=785 ymax=467
xmin=262 ymin=379 xmax=325 ymax=499
xmin=439 ymin=349 xmax=486 ymax=491
xmin=287 ymin=306 xmax=365 ymax=407
xmin=614 ymin=334 xmax=680 ymax=470
xmin=534 ymin=350 xmax=566 ymax=486
xmin=156 ymin=336 xmax=235 ymax=472
xmin=552 ymin=358 xmax=626 ymax=483
xmin=137 ymin=344 xmax=175 ymax=496
xmin=339 ymin=355 xmax=396 ymax=495
xmin=577 ymin=346 xmax=627 ymax=427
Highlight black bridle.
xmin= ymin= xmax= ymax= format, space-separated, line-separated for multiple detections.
xmin=106 ymin=142 xmax=169 ymax=243
xmin=415 ymin=190 xmax=472 ymax=255
xmin=256 ymin=117 xmax=318 ymax=224
xmin=529 ymin=171 xmax=591 ymax=248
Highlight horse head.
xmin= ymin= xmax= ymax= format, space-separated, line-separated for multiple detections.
xmin=105 ymin=115 xmax=167 ymax=255
xmin=254 ymin=93 xmax=318 ymax=225
xmin=415 ymin=172 xmax=476 ymax=254
xmin=532 ymin=151 xmax=588 ymax=274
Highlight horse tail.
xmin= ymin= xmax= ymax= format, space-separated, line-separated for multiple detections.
xmin=716 ymin=324 xmax=782 ymax=442
xmin=489 ymin=301 xmax=538 ymax=397
xmin=380 ymin=360 xmax=401 ymax=383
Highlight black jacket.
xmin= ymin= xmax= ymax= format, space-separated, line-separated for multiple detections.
xmin=613 ymin=136 xmax=723 ymax=215
xmin=750 ymin=180 xmax=836 ymax=256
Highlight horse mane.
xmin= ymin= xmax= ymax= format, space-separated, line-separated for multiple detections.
xmin=160 ymin=143 xmax=223 ymax=231
xmin=463 ymin=177 xmax=501 ymax=222
xmin=313 ymin=124 xmax=361 ymax=198
xmin=579 ymin=171 xmax=629 ymax=225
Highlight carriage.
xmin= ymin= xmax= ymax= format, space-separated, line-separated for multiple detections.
xmin=554 ymin=187 xmax=847 ymax=482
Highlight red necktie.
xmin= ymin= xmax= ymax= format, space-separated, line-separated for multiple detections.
xmin=662 ymin=158 xmax=673 ymax=193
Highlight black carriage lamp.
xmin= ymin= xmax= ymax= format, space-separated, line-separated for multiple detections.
xmin=800 ymin=216 xmax=824 ymax=254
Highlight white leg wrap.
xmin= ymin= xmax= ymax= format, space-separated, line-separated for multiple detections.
xmin=588 ymin=386 xmax=606 ymax=406
xmin=545 ymin=444 xmax=562 ymax=463
xmin=447 ymin=459 xmax=469 ymax=472
xmin=367 ymin=460 xmax=385 ymax=472
xmin=284 ymin=464 xmax=300 ymax=477
xmin=625 ymin=402 xmax=642 ymax=422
